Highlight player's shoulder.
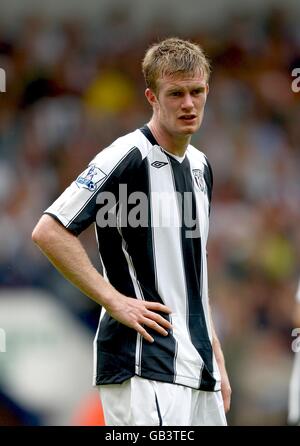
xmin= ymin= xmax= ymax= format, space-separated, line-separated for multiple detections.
xmin=92 ymin=128 xmax=151 ymax=167
xmin=187 ymin=143 xmax=211 ymax=168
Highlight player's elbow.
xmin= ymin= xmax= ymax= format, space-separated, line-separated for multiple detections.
xmin=32 ymin=215 xmax=55 ymax=247
xmin=32 ymin=221 xmax=46 ymax=247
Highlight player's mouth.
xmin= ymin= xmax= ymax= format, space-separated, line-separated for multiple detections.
xmin=178 ymin=114 xmax=197 ymax=122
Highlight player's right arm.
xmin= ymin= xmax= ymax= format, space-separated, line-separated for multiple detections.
xmin=32 ymin=214 xmax=172 ymax=343
xmin=32 ymin=136 xmax=173 ymax=342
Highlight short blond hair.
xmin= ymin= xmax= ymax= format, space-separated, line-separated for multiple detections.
xmin=142 ymin=37 xmax=211 ymax=93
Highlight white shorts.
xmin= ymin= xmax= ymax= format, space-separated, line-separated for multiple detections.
xmin=98 ymin=375 xmax=227 ymax=426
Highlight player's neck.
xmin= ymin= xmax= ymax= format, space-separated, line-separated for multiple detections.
xmin=147 ymin=120 xmax=190 ymax=158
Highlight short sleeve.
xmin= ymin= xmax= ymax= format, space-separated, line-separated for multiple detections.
xmin=44 ymin=142 xmax=140 ymax=235
xmin=45 ymin=162 xmax=109 ymax=235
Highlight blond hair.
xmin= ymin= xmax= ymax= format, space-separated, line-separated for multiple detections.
xmin=142 ymin=37 xmax=211 ymax=93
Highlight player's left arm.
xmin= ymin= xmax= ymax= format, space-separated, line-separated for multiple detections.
xmin=209 ymin=306 xmax=231 ymax=413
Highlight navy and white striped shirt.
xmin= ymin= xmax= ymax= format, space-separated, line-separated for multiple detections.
xmin=45 ymin=125 xmax=221 ymax=391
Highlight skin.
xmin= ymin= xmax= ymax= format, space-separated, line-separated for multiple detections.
xmin=32 ymin=68 xmax=231 ymax=414
xmin=210 ymin=310 xmax=232 ymax=413
xmin=145 ymin=71 xmax=209 ymax=157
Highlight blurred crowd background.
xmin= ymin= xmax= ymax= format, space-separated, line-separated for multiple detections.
xmin=0 ymin=0 xmax=300 ymax=426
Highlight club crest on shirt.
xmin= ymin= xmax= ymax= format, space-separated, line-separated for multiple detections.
xmin=76 ymin=164 xmax=107 ymax=191
xmin=192 ymin=169 xmax=206 ymax=193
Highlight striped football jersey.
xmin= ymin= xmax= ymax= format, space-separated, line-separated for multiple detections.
xmin=45 ymin=125 xmax=221 ymax=391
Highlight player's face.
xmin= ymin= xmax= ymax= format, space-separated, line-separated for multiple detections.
xmin=148 ymin=72 xmax=209 ymax=137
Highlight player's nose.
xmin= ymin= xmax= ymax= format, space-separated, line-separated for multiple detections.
xmin=181 ymin=93 xmax=193 ymax=110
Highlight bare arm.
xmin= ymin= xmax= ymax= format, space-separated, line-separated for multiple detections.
xmin=209 ymin=306 xmax=231 ymax=413
xmin=32 ymin=214 xmax=172 ymax=343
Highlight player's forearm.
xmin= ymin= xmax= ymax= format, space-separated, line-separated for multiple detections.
xmin=209 ymin=314 xmax=231 ymax=410
xmin=32 ymin=215 xmax=121 ymax=308
xmin=208 ymin=305 xmax=225 ymax=368
xmin=209 ymin=309 xmax=230 ymax=387
xmin=212 ymin=334 xmax=226 ymax=370
xmin=32 ymin=215 xmax=173 ymax=342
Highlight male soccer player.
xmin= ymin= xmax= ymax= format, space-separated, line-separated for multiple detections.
xmin=32 ymin=38 xmax=231 ymax=426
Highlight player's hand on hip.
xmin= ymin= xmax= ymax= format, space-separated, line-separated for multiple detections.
xmin=106 ymin=295 xmax=172 ymax=343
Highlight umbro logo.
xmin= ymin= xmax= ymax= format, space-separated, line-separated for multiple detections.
xmin=151 ymin=161 xmax=168 ymax=169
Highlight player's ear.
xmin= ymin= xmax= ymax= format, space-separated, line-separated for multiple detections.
xmin=145 ymin=88 xmax=158 ymax=107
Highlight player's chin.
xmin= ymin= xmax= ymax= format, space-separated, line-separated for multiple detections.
xmin=178 ymin=122 xmax=199 ymax=135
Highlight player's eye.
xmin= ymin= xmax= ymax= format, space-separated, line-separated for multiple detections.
xmin=192 ymin=88 xmax=203 ymax=95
